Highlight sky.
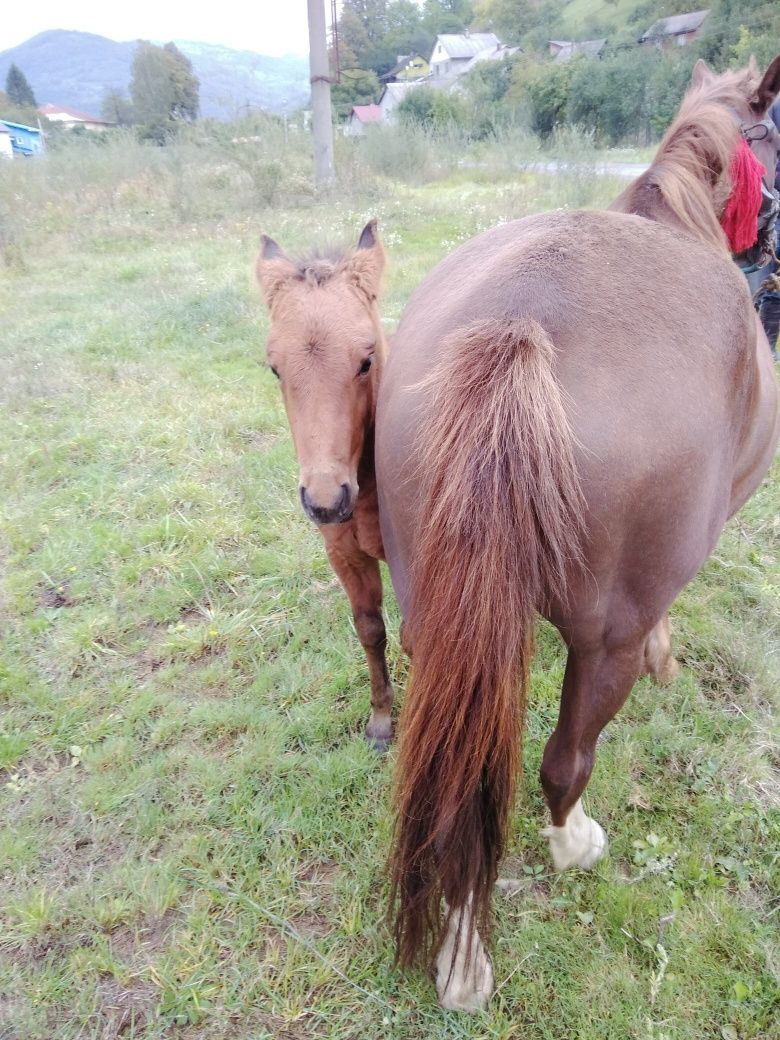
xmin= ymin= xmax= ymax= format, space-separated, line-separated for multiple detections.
xmin=2 ymin=0 xmax=314 ymax=57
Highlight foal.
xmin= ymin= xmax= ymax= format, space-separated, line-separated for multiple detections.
xmin=256 ymin=221 xmax=394 ymax=749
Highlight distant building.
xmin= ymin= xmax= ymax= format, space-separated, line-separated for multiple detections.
xmin=0 ymin=120 xmax=44 ymax=156
xmin=380 ymin=53 xmax=430 ymax=84
xmin=378 ymin=82 xmax=417 ymax=123
xmin=460 ymin=42 xmax=521 ymax=75
xmin=548 ymin=38 xmax=607 ymax=63
xmin=38 ymin=103 xmax=115 ymax=131
xmin=347 ymin=104 xmax=382 ymax=136
xmin=429 ymin=33 xmax=502 ymax=83
xmin=0 ymin=124 xmax=13 ymax=159
xmin=639 ymin=10 xmax=709 ymax=49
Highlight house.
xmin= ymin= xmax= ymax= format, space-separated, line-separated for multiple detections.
xmin=460 ymin=43 xmax=521 ymax=75
xmin=38 ymin=104 xmax=115 ymax=131
xmin=0 ymin=124 xmax=12 ymax=159
xmin=429 ymin=33 xmax=502 ymax=82
xmin=378 ymin=82 xmax=417 ymax=123
xmin=640 ymin=10 xmax=709 ymax=48
xmin=380 ymin=53 xmax=430 ymax=84
xmin=0 ymin=120 xmax=44 ymax=156
xmin=548 ymin=38 xmax=607 ymax=64
xmin=347 ymin=104 xmax=382 ymax=136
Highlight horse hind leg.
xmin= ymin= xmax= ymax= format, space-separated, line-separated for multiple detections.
xmin=435 ymin=896 xmax=494 ymax=1012
xmin=643 ymin=613 xmax=680 ymax=685
xmin=540 ymin=636 xmax=646 ymax=871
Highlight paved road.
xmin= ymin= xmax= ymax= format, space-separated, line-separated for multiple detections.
xmin=520 ymin=159 xmax=650 ymax=178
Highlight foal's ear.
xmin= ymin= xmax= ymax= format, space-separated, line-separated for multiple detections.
xmin=344 ymin=219 xmax=385 ymax=301
xmin=690 ymin=59 xmax=714 ymax=91
xmin=256 ymin=234 xmax=297 ymax=309
xmin=752 ymin=54 xmax=780 ymax=114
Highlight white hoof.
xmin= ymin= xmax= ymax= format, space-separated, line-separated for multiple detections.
xmin=435 ymin=900 xmax=494 ymax=1011
xmin=543 ymin=799 xmax=607 ymax=871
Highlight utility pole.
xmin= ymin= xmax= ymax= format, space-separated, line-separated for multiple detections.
xmin=307 ymin=0 xmax=335 ymax=186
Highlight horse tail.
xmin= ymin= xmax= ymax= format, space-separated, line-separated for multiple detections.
xmin=390 ymin=317 xmax=585 ymax=969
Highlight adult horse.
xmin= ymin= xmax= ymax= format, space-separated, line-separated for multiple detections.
xmin=257 ymin=221 xmax=395 ymax=749
xmin=376 ymin=58 xmax=780 ymax=1009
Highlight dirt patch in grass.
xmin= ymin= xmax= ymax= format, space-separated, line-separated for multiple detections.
xmin=39 ymin=584 xmax=75 ymax=609
xmin=92 ymin=977 xmax=159 ymax=1038
xmin=292 ymin=910 xmax=332 ymax=940
xmin=109 ymin=910 xmax=177 ymax=967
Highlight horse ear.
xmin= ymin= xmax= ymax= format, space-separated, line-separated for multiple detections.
xmin=752 ymin=54 xmax=780 ymax=114
xmin=691 ymin=59 xmax=713 ymax=91
xmin=256 ymin=234 xmax=297 ymax=308
xmin=344 ymin=219 xmax=385 ymax=301
xmin=357 ymin=218 xmax=378 ymax=250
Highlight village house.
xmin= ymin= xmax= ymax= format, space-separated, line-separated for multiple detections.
xmin=0 ymin=120 xmax=44 ymax=156
xmin=0 ymin=123 xmax=13 ymax=158
xmin=378 ymin=81 xmax=417 ymax=123
xmin=380 ymin=53 xmax=430 ymax=84
xmin=548 ymin=38 xmax=607 ymax=64
xmin=639 ymin=10 xmax=709 ymax=49
xmin=38 ymin=103 xmax=115 ymax=131
xmin=346 ymin=103 xmax=382 ymax=136
xmin=428 ymin=32 xmax=502 ymax=85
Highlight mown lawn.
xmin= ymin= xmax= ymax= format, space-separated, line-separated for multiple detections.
xmin=0 ymin=153 xmax=778 ymax=1040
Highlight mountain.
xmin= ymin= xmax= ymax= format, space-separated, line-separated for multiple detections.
xmin=0 ymin=30 xmax=309 ymax=118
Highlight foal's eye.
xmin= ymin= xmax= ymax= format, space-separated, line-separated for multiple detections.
xmin=357 ymin=357 xmax=373 ymax=376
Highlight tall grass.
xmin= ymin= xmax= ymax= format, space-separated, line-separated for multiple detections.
xmin=0 ymin=120 xmax=626 ymax=268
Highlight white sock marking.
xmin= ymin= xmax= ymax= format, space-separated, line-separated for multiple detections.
xmin=542 ymin=798 xmax=607 ymax=871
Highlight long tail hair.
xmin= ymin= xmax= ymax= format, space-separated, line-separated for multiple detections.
xmin=389 ymin=317 xmax=585 ymax=968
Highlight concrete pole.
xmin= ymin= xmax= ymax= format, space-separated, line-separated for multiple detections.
xmin=307 ymin=0 xmax=335 ymax=186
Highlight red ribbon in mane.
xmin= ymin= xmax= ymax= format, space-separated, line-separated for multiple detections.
xmin=720 ymin=138 xmax=766 ymax=254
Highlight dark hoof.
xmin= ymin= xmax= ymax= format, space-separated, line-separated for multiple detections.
xmin=366 ymin=732 xmax=392 ymax=754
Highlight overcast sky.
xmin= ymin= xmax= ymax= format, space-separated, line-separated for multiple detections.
xmin=2 ymin=0 xmax=314 ymax=56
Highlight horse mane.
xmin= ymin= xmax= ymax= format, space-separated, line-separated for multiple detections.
xmin=289 ymin=245 xmax=357 ymax=287
xmin=613 ymin=66 xmax=759 ymax=249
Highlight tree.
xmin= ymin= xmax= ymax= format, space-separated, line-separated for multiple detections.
xmin=100 ymin=89 xmax=134 ymax=126
xmin=525 ymin=61 xmax=574 ymax=137
xmin=130 ymin=41 xmax=199 ymax=137
xmin=163 ymin=43 xmax=199 ymax=121
xmin=5 ymin=64 xmax=36 ymax=108
xmin=331 ymin=69 xmax=381 ymax=119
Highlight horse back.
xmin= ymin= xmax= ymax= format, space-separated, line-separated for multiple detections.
xmin=377 ymin=208 xmax=777 ymax=625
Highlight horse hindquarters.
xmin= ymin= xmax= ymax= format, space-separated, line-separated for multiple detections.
xmin=387 ymin=318 xmax=585 ymax=1009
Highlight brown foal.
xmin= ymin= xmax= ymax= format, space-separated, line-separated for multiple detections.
xmin=256 ymin=221 xmax=394 ymax=750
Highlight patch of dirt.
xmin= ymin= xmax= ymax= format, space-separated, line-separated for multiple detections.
xmin=92 ymin=977 xmax=159 ymax=1039
xmin=297 ymin=859 xmax=340 ymax=886
xmin=39 ymin=584 xmax=75 ymax=609
xmin=108 ymin=910 xmax=177 ymax=968
xmin=292 ymin=911 xmax=332 ymax=940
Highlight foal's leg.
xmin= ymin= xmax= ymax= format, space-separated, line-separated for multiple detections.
xmin=324 ymin=541 xmax=394 ymax=750
xmin=643 ymin=613 xmax=680 ymax=684
xmin=540 ymin=637 xmax=645 ymax=870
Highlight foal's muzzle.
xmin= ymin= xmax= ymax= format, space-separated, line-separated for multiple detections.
xmin=300 ymin=483 xmax=354 ymax=525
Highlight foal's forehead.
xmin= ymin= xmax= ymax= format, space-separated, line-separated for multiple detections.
xmin=270 ymin=280 xmax=375 ymax=352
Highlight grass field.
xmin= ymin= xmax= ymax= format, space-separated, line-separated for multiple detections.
xmin=0 ymin=132 xmax=778 ymax=1040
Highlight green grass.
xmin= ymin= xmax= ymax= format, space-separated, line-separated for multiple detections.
xmin=0 ymin=138 xmax=778 ymax=1040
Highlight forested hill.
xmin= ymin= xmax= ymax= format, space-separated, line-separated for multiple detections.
xmin=0 ymin=30 xmax=308 ymax=117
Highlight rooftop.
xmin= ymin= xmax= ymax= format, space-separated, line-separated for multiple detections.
xmin=351 ymin=104 xmax=382 ymax=124
xmin=640 ymin=10 xmax=709 ymax=40
xmin=434 ymin=33 xmax=501 ymax=61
